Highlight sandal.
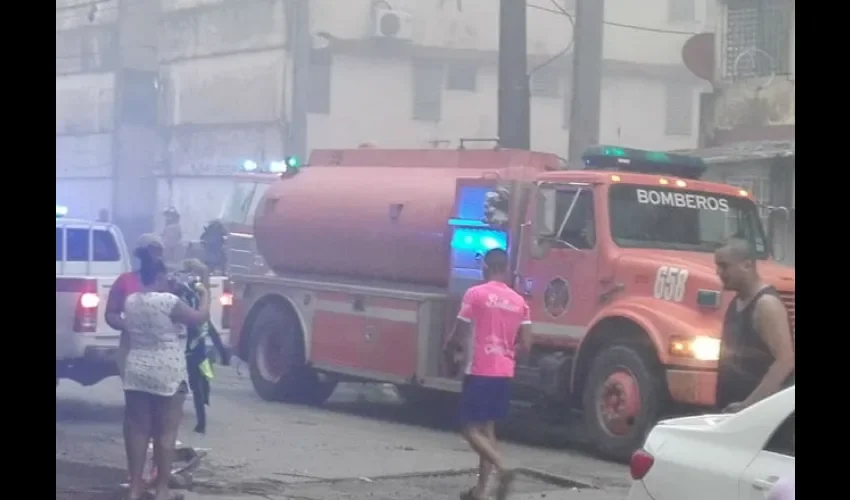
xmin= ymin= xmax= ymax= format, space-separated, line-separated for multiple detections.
xmin=459 ymin=487 xmax=485 ymax=500
xmin=495 ymin=469 xmax=516 ymax=500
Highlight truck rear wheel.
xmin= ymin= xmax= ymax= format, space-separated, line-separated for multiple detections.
xmin=248 ymin=304 xmax=337 ymax=405
xmin=582 ymin=343 xmax=664 ymax=462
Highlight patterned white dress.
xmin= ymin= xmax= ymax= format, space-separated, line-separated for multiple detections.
xmin=123 ymin=292 xmax=188 ymax=397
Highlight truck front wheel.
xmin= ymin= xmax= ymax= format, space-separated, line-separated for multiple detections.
xmin=582 ymin=343 xmax=664 ymax=462
xmin=248 ymin=304 xmax=337 ymax=405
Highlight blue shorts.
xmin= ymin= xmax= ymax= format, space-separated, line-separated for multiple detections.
xmin=458 ymin=375 xmax=512 ymax=426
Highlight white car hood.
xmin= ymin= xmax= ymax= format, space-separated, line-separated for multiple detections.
xmin=656 ymin=413 xmax=733 ymax=430
xmin=644 ymin=414 xmax=735 ymax=454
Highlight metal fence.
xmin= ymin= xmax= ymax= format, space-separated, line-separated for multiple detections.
xmin=722 ymin=0 xmax=794 ymax=80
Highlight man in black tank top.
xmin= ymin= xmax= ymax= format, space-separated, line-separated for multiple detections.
xmin=714 ymin=239 xmax=795 ymax=413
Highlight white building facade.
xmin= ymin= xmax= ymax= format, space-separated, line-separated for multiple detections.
xmin=57 ymin=0 xmax=714 ymax=236
xmin=305 ymin=0 xmax=714 ymax=154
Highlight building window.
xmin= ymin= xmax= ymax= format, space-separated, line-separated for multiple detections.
xmin=307 ymin=49 xmax=332 ymax=114
xmin=446 ymin=62 xmax=478 ymax=91
xmin=724 ymin=0 xmax=793 ymax=79
xmin=412 ymin=60 xmax=444 ymax=122
xmin=664 ymin=84 xmax=693 ymax=136
xmin=530 ymin=67 xmax=561 ymax=98
xmin=668 ymin=0 xmax=696 ymax=22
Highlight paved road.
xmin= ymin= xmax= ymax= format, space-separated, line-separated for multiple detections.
xmin=56 ymin=365 xmax=630 ymax=500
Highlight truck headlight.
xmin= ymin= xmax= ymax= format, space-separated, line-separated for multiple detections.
xmin=670 ymin=336 xmax=720 ymax=361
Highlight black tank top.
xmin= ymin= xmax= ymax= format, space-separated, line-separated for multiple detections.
xmin=715 ymin=286 xmax=786 ymax=408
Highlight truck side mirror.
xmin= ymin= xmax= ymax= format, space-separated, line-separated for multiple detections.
xmin=536 ymin=187 xmax=557 ymax=237
xmin=483 ymin=187 xmax=511 ymax=228
xmin=767 ymin=206 xmax=791 ymax=261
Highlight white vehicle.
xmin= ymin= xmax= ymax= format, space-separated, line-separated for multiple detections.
xmin=56 ymin=210 xmax=131 ymax=387
xmin=628 ymin=385 xmax=795 ymax=500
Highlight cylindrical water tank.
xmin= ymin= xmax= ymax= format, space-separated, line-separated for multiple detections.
xmin=254 ymin=166 xmax=492 ymax=287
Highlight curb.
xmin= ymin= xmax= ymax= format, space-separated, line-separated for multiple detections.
xmin=516 ymin=467 xmax=596 ymax=489
xmin=307 ymin=467 xmax=596 ymax=489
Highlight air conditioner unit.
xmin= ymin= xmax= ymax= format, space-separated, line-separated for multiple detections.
xmin=373 ymin=8 xmax=413 ymax=41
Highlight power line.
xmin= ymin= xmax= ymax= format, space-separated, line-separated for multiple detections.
xmin=528 ymin=0 xmax=575 ymax=74
xmin=527 ymin=3 xmax=699 ymax=36
xmin=55 ymin=0 xmax=114 ymax=12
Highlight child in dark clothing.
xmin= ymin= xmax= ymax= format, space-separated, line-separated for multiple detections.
xmin=178 ymin=259 xmax=230 ymax=434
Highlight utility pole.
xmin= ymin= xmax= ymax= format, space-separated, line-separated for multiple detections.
xmin=497 ymin=0 xmax=530 ymax=150
xmin=568 ymin=0 xmax=605 ymax=162
xmin=288 ymin=0 xmax=311 ymax=160
xmin=111 ymin=0 xmax=161 ymax=244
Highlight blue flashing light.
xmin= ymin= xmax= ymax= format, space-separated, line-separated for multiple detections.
xmin=285 ymin=156 xmax=300 ymax=168
xmin=582 ymin=145 xmax=707 ymax=180
xmin=451 ymin=228 xmax=507 ymax=254
xmin=56 ymin=205 xmax=68 ymax=218
xmin=242 ymin=160 xmax=258 ymax=172
xmin=455 ymin=186 xmax=491 ymax=221
xmin=448 ymin=218 xmax=489 ymax=227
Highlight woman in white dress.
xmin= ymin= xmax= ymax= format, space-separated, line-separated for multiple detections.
xmin=122 ymin=253 xmax=210 ymax=500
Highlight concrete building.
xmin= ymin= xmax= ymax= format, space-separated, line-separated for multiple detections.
xmin=689 ymin=0 xmax=794 ymax=264
xmin=57 ymin=0 xmax=160 ymax=243
xmin=57 ymin=0 xmax=714 ymax=237
xmin=704 ymin=0 xmax=794 ymax=146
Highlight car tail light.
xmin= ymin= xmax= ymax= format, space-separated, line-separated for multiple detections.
xmin=74 ymin=292 xmax=100 ymax=333
xmin=220 ymin=280 xmax=232 ymax=330
xmin=630 ymin=449 xmax=655 ymax=480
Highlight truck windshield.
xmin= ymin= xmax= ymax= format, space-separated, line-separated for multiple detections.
xmin=608 ymin=184 xmax=768 ymax=258
xmin=219 ymin=181 xmax=269 ymax=226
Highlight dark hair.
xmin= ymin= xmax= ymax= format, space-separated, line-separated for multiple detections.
xmin=133 ymin=246 xmax=151 ymax=261
xmin=138 ymin=252 xmax=167 ymax=286
xmin=483 ymin=248 xmax=509 ymax=274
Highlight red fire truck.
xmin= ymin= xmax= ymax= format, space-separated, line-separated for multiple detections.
xmin=227 ymin=145 xmax=795 ymax=459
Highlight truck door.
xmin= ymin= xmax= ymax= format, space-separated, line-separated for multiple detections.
xmin=518 ymin=183 xmax=602 ymax=347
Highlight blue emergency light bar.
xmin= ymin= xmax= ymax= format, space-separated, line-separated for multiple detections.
xmin=56 ymin=205 xmax=68 ymax=218
xmin=240 ymin=156 xmax=302 ymax=174
xmin=581 ymin=145 xmax=707 ymax=180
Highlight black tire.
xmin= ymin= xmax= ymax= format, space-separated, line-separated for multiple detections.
xmin=248 ymin=303 xmax=337 ymax=405
xmin=582 ymin=343 xmax=665 ymax=462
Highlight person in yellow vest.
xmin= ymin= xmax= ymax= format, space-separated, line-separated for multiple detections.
xmin=177 ymin=259 xmax=230 ymax=434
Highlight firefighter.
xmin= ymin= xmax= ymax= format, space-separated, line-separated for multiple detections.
xmin=162 ymin=207 xmax=184 ymax=268
xmin=199 ymin=219 xmax=227 ymax=274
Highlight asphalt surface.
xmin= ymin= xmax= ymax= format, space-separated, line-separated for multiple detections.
xmin=56 ymin=364 xmax=630 ymax=500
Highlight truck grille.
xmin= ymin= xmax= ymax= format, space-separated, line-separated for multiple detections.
xmin=779 ymin=291 xmax=795 ymax=338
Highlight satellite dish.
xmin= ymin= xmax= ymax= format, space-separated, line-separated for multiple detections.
xmin=681 ymin=33 xmax=715 ymax=82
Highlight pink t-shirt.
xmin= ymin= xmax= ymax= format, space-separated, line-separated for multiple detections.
xmin=457 ymin=281 xmax=531 ymax=377
xmin=106 ymin=272 xmax=143 ymax=315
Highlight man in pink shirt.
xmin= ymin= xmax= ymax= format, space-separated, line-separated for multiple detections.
xmin=443 ymin=248 xmax=532 ymax=500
